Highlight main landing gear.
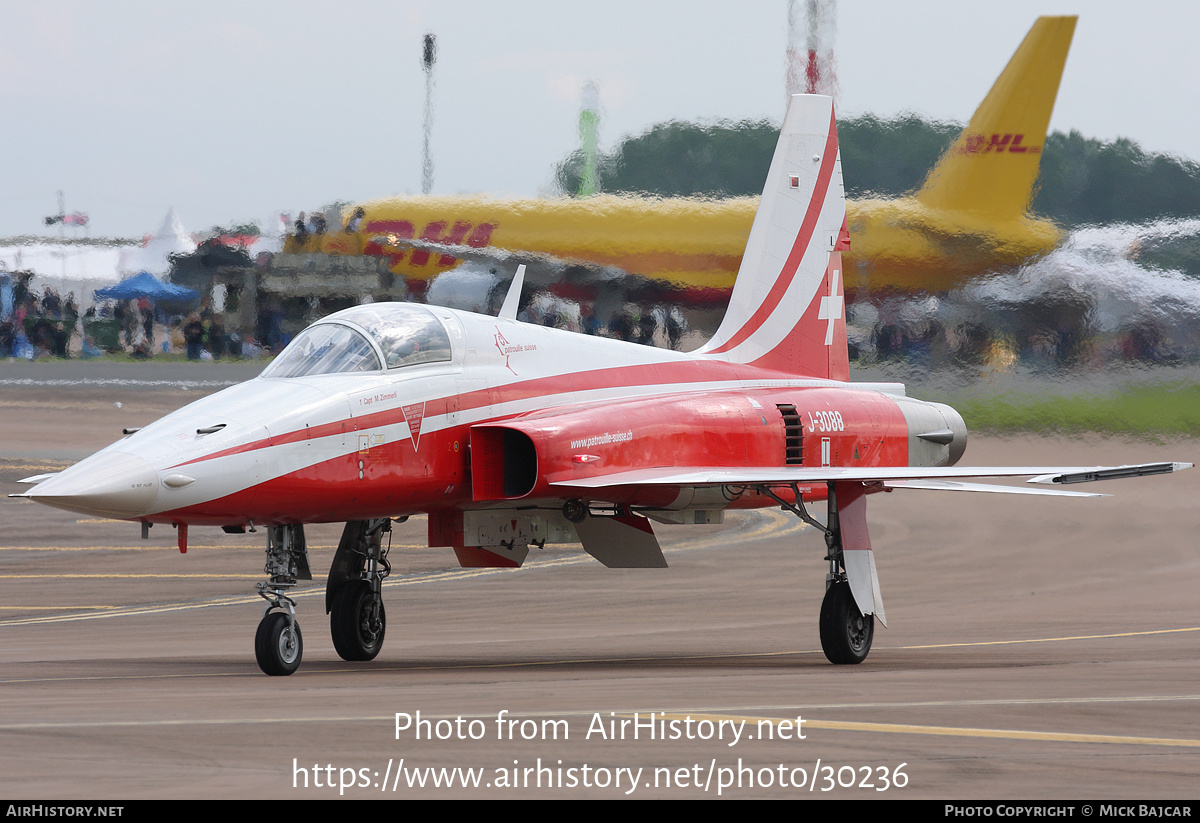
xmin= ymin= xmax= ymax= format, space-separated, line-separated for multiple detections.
xmin=326 ymin=519 xmax=392 ymax=662
xmin=757 ymin=482 xmax=874 ymax=665
xmin=254 ymin=524 xmax=312 ymax=676
xmin=819 ymin=580 xmax=872 ymax=664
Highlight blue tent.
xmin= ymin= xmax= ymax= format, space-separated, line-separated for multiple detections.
xmin=93 ymin=271 xmax=198 ymax=302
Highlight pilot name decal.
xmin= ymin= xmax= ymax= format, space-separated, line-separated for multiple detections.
xmin=402 ymin=402 xmax=426 ymax=450
xmin=358 ymin=390 xmax=397 ymax=408
xmin=494 ymin=327 xmax=537 ymax=375
xmin=956 ymin=133 xmax=1041 ymax=154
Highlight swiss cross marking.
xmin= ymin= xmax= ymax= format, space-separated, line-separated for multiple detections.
xmin=817 ymin=269 xmax=843 ymax=346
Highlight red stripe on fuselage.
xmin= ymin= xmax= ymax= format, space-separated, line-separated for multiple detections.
xmin=165 ymin=357 xmax=797 ymax=472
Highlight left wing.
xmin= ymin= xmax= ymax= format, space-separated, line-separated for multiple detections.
xmin=368 ymin=234 xmax=629 ymax=288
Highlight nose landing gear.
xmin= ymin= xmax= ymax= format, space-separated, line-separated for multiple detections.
xmin=254 ymin=525 xmax=311 ymax=676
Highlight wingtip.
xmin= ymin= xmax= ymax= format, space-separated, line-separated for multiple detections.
xmin=1029 ymin=462 xmax=1190 ymax=486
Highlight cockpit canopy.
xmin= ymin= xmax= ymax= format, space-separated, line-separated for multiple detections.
xmin=261 ymin=303 xmax=453 ymax=378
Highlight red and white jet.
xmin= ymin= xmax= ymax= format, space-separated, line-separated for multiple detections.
xmin=16 ymin=95 xmax=1190 ymax=675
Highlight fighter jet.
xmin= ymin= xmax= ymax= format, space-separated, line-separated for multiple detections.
xmin=15 ymin=93 xmax=1187 ymax=675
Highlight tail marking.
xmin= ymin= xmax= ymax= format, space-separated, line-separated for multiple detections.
xmin=699 ymin=94 xmax=848 ymax=380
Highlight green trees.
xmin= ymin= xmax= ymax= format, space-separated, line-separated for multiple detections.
xmin=557 ymin=119 xmax=779 ymax=198
xmin=838 ymin=114 xmax=960 ymax=198
xmin=1034 ymin=130 xmax=1200 ymax=225
xmin=556 ymin=115 xmax=1200 ymax=227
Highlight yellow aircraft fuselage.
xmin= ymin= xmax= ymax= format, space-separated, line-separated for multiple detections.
xmin=340 ymin=192 xmax=1065 ymax=296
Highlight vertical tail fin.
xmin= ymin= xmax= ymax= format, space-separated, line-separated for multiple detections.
xmin=916 ymin=16 xmax=1076 ymax=219
xmin=699 ymin=93 xmax=849 ymax=380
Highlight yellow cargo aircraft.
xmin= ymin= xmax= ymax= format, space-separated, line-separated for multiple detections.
xmin=310 ymin=16 xmax=1075 ymax=299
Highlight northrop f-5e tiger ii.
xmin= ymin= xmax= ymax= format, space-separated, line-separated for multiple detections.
xmin=15 ymin=94 xmax=1190 ymax=675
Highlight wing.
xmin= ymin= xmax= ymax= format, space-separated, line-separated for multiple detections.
xmin=369 ymin=233 xmax=630 ymax=288
xmin=550 ymin=462 xmax=1192 ymax=498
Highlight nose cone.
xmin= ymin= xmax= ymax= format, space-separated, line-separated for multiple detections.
xmin=23 ymin=450 xmax=160 ymax=519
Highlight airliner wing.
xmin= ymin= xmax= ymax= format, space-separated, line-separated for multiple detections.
xmin=376 ymin=234 xmax=543 ymax=266
xmin=551 ymin=462 xmax=1191 ymax=498
xmin=372 ymin=234 xmax=628 ymax=285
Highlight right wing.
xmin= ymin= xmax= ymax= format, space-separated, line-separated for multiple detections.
xmin=550 ymin=462 xmax=1192 ymax=498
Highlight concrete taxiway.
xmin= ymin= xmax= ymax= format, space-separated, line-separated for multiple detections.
xmin=1 ymin=360 xmax=1197 ymax=798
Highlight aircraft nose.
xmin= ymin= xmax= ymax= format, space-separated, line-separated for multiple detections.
xmin=23 ymin=450 xmax=161 ymax=519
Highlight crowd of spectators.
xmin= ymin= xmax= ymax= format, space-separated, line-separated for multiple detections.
xmin=0 ymin=275 xmax=265 ymax=362
xmin=1 ymin=278 xmax=77 ymax=358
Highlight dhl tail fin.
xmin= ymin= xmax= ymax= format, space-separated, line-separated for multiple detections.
xmin=699 ymin=93 xmax=850 ymax=380
xmin=916 ymin=15 xmax=1076 ymax=219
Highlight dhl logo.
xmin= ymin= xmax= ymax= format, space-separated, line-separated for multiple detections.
xmin=956 ymin=133 xmax=1041 ymax=155
xmin=364 ymin=220 xmax=497 ymax=267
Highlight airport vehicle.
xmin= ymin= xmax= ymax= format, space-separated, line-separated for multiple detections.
xmin=16 ymin=94 xmax=1186 ymax=676
xmin=338 ymin=16 xmax=1075 ymax=298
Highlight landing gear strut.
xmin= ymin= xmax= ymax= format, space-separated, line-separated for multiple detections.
xmin=254 ymin=525 xmax=312 ymax=676
xmin=758 ymin=481 xmax=874 ymax=665
xmin=327 ymin=519 xmax=392 ymax=662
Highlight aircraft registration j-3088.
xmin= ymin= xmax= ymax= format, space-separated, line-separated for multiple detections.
xmin=15 ymin=95 xmax=1190 ymax=676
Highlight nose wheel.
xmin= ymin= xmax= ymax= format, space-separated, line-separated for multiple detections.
xmin=255 ymin=610 xmax=303 ymax=676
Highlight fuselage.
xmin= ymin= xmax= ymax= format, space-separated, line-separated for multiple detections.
xmin=300 ymin=194 xmax=1063 ymax=299
xmin=294 ymin=193 xmax=1063 ymax=299
xmin=25 ymin=302 xmax=966 ymax=528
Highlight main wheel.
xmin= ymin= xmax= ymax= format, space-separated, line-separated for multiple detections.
xmin=330 ymin=581 xmax=386 ymax=661
xmin=819 ymin=580 xmax=873 ymax=664
xmin=255 ymin=611 xmax=303 ymax=676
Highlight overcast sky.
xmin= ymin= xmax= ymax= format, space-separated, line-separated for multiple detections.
xmin=4 ymin=0 xmax=1198 ymax=238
